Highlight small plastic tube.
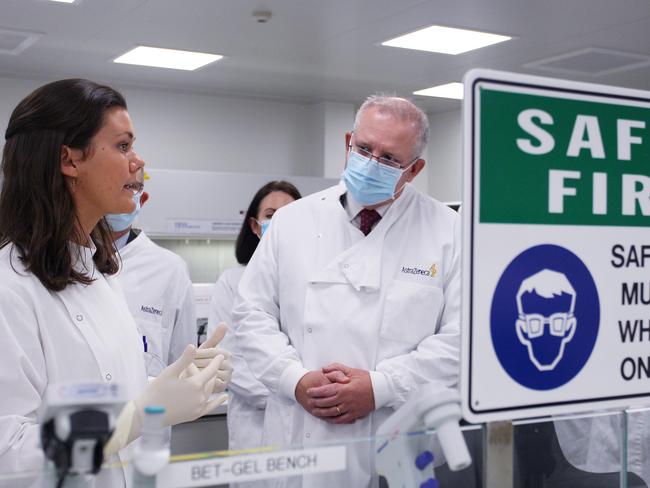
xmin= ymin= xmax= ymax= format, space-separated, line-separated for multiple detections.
xmin=133 ymin=406 xmax=170 ymax=476
xmin=435 ymin=419 xmax=471 ymax=471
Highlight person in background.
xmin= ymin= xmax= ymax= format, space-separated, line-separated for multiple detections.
xmin=107 ymin=168 xmax=197 ymax=377
xmin=0 ymin=79 xmax=228 ymax=487
xmin=208 ymin=181 xmax=301 ymax=455
xmin=552 ymin=414 xmax=649 ymax=487
xmin=233 ymin=95 xmax=461 ymax=488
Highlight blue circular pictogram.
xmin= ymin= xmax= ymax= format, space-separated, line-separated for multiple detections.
xmin=490 ymin=244 xmax=599 ymax=390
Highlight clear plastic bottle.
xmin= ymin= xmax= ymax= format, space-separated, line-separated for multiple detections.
xmin=132 ymin=405 xmax=170 ymax=486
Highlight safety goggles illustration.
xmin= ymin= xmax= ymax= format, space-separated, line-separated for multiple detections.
xmin=518 ymin=312 xmax=574 ymax=339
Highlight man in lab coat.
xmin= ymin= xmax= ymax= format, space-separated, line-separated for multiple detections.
xmin=233 ymin=95 xmax=460 ymax=487
xmin=107 ymin=169 xmax=196 ymax=377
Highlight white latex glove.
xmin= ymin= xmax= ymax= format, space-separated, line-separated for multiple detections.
xmin=104 ymin=344 xmax=227 ymax=457
xmin=138 ymin=344 xmax=226 ymax=425
xmin=193 ymin=322 xmax=233 ymax=392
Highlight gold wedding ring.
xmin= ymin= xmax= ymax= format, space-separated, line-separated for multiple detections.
xmin=336 ymin=406 xmax=342 ymax=416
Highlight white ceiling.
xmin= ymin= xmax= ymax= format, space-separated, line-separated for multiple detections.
xmin=2 ymin=0 xmax=650 ymax=113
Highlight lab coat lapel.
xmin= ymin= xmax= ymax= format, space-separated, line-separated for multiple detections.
xmin=309 ymin=183 xmax=415 ymax=291
xmin=54 ymin=246 xmax=112 ymax=376
xmin=308 ymin=183 xmax=356 ymax=286
xmin=57 ymin=282 xmax=114 ymax=379
xmin=340 ymin=184 xmax=415 ymax=290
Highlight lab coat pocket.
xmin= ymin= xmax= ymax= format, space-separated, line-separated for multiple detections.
xmin=138 ymin=319 xmax=165 ymax=376
xmin=380 ymin=281 xmax=443 ymax=347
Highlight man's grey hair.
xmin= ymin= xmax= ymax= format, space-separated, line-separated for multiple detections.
xmin=353 ymin=94 xmax=429 ymax=159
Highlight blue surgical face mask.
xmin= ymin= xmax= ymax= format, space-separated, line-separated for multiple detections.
xmin=255 ymin=219 xmax=271 ymax=237
xmin=105 ymin=194 xmax=141 ymax=232
xmin=342 ymin=149 xmax=413 ymax=206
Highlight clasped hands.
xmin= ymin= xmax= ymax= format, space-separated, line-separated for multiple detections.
xmin=295 ymin=363 xmax=375 ymax=425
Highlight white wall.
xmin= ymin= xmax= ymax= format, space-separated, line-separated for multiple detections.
xmin=427 ymin=110 xmax=462 ymax=203
xmin=120 ymin=86 xmax=322 ymax=176
xmin=0 ymin=75 xmax=339 ymax=177
xmin=319 ymin=101 xmax=355 ymax=179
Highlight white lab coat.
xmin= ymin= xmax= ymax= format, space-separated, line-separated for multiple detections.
xmin=209 ymin=266 xmax=268 ymax=488
xmin=208 ymin=266 xmax=269 ymax=453
xmin=0 ymin=242 xmax=147 ymax=487
xmin=555 ymin=412 xmax=650 ymax=484
xmin=233 ymin=182 xmax=461 ymax=488
xmin=117 ymin=231 xmax=196 ymax=377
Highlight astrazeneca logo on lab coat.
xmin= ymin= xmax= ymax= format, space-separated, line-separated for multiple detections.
xmin=141 ymin=305 xmax=163 ymax=317
xmin=490 ymin=245 xmax=600 ymax=390
xmin=401 ymin=263 xmax=438 ymax=277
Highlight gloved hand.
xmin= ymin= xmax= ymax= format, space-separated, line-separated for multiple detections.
xmin=191 ymin=322 xmax=233 ymax=393
xmin=137 ymin=344 xmax=226 ymax=425
xmin=104 ymin=344 xmax=227 ymax=458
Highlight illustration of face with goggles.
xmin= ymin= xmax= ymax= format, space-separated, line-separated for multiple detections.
xmin=515 ymin=269 xmax=577 ymax=371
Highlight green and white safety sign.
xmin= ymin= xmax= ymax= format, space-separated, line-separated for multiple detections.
xmin=461 ymin=69 xmax=650 ymax=422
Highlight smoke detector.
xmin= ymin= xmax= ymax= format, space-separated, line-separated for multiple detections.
xmin=252 ymin=10 xmax=272 ymax=23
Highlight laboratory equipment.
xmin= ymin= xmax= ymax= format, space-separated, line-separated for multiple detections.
xmin=40 ymin=382 xmax=125 ymax=487
xmin=376 ymin=385 xmax=471 ymax=488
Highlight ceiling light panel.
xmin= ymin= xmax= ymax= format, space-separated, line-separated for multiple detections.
xmin=414 ymin=82 xmax=464 ymax=99
xmin=0 ymin=28 xmax=42 ymax=55
xmin=524 ymin=48 xmax=650 ymax=77
xmin=382 ymin=25 xmax=511 ymax=55
xmin=113 ymin=46 xmax=223 ymax=71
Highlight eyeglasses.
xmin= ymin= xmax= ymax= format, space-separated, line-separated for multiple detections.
xmin=520 ymin=312 xmax=572 ymax=339
xmin=348 ymin=143 xmax=416 ymax=170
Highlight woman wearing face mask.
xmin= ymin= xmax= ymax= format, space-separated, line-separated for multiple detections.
xmin=207 ymin=181 xmax=301 ymax=458
xmin=0 ymin=79 xmax=227 ymax=486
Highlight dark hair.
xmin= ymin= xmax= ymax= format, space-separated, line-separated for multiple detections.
xmin=0 ymin=78 xmax=127 ymax=291
xmin=235 ymin=180 xmax=302 ymax=264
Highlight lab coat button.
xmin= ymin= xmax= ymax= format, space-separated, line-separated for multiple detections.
xmin=305 ymin=432 xmax=311 ymax=438
xmin=105 ymin=373 xmax=112 ymax=381
xmin=342 ymin=263 xmax=349 ymax=269
xmin=75 ymin=314 xmax=83 ymax=322
xmin=307 ymin=328 xmax=312 ymax=333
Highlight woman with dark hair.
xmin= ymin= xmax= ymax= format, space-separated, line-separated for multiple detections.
xmin=0 ymin=79 xmax=226 ymax=486
xmin=207 ymin=181 xmax=301 ymax=458
xmin=234 ymin=180 xmax=302 ymax=265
